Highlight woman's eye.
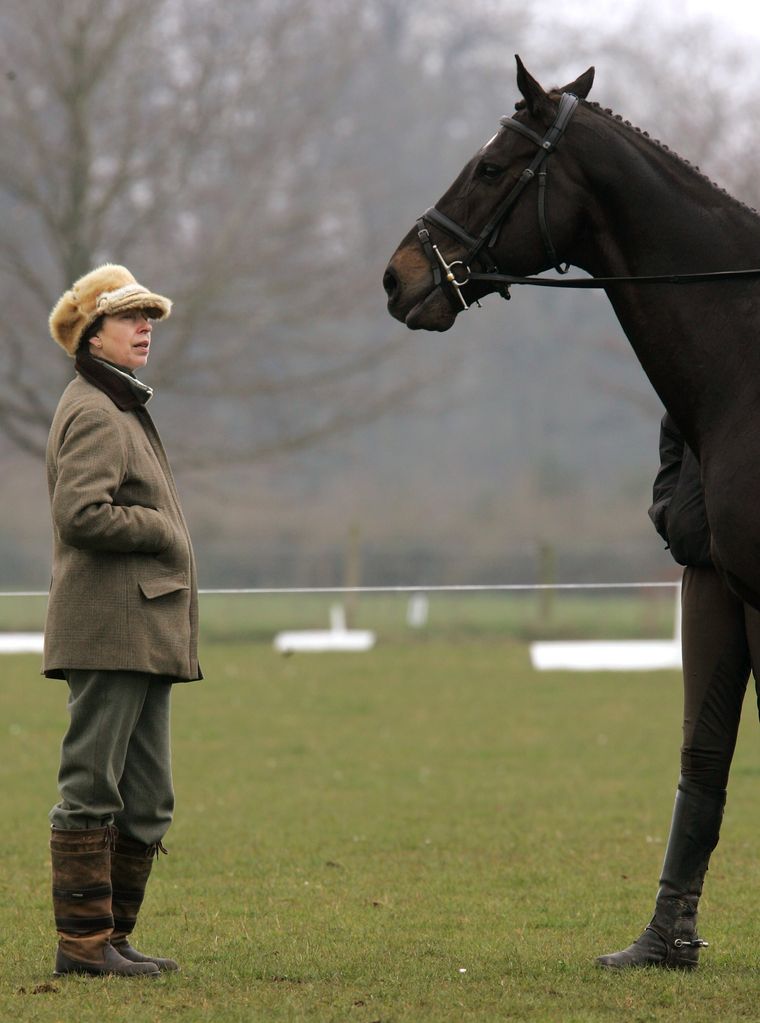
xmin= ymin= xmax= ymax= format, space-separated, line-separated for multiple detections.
xmin=478 ymin=162 xmax=504 ymax=181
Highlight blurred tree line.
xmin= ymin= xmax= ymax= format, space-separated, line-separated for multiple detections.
xmin=2 ymin=0 xmax=760 ymax=586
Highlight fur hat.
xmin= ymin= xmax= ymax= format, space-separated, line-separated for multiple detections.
xmin=49 ymin=263 xmax=172 ymax=356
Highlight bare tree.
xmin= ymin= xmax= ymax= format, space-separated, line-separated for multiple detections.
xmin=7 ymin=0 xmax=760 ymax=588
xmin=558 ymin=6 xmax=760 ymax=207
xmin=0 ymin=0 xmax=433 ymax=463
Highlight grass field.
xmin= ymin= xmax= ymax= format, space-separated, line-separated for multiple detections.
xmin=3 ymin=592 xmax=760 ymax=1021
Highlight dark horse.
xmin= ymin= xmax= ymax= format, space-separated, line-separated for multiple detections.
xmin=384 ymin=57 xmax=760 ymax=608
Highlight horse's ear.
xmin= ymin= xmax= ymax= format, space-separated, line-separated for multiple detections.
xmin=515 ymin=55 xmax=552 ymax=116
xmin=558 ymin=66 xmax=595 ymax=99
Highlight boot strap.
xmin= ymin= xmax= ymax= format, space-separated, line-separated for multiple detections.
xmin=648 ymin=923 xmax=710 ymax=951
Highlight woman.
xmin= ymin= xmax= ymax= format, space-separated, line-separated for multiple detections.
xmin=45 ymin=263 xmax=201 ymax=977
xmin=596 ymin=412 xmax=760 ymax=969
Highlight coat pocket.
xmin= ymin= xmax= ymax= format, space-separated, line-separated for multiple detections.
xmin=138 ymin=573 xmax=189 ymax=599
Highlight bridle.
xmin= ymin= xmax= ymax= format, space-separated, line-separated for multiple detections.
xmin=416 ymin=92 xmax=580 ymax=310
xmin=415 ymin=93 xmax=760 ymax=309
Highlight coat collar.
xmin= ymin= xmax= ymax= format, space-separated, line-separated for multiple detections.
xmin=74 ymin=348 xmax=154 ymax=411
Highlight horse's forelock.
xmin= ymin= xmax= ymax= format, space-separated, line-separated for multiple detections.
xmin=514 ymin=88 xmax=577 ymax=112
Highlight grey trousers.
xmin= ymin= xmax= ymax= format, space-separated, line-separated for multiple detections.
xmin=49 ymin=669 xmax=174 ymax=846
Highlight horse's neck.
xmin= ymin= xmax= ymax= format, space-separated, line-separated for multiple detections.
xmin=576 ymin=114 xmax=760 ymax=440
xmin=576 ymin=112 xmax=760 ymax=274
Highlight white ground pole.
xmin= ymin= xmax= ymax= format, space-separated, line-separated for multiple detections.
xmin=273 ymin=603 xmax=376 ymax=653
xmin=529 ymin=585 xmax=682 ymax=672
xmin=0 ymin=582 xmax=680 ymax=660
xmin=0 ymin=633 xmax=44 ymax=654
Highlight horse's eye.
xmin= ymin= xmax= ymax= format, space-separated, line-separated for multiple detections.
xmin=477 ymin=162 xmax=504 ymax=181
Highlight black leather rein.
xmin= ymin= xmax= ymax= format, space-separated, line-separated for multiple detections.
xmin=468 ymin=267 xmax=760 ymax=289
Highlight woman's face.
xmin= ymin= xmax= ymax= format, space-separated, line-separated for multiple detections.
xmin=89 ymin=311 xmax=152 ymax=371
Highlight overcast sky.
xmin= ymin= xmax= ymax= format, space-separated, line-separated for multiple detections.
xmin=680 ymin=0 xmax=760 ymax=36
xmin=570 ymin=0 xmax=760 ymax=40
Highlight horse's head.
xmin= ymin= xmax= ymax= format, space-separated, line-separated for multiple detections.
xmin=383 ymin=57 xmax=595 ymax=331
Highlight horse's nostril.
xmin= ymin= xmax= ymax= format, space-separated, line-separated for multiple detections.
xmin=383 ymin=268 xmax=398 ymax=298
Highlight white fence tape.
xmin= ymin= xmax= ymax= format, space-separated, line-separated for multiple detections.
xmin=0 ymin=582 xmax=680 ymax=598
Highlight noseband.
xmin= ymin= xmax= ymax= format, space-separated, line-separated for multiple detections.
xmin=415 ymin=92 xmax=580 ymax=310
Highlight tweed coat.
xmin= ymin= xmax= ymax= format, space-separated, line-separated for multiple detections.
xmin=44 ymin=374 xmax=201 ymax=681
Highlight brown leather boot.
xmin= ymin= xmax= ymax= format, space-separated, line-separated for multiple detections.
xmin=51 ymin=826 xmax=158 ymax=977
xmin=596 ymin=779 xmax=725 ymax=970
xmin=110 ymin=833 xmax=179 ymax=972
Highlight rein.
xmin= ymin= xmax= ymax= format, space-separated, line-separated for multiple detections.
xmin=417 ymin=93 xmax=760 ymax=307
xmin=467 ymin=267 xmax=760 ymax=289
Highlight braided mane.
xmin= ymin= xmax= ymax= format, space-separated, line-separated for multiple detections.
xmin=577 ymin=97 xmax=759 ymax=218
